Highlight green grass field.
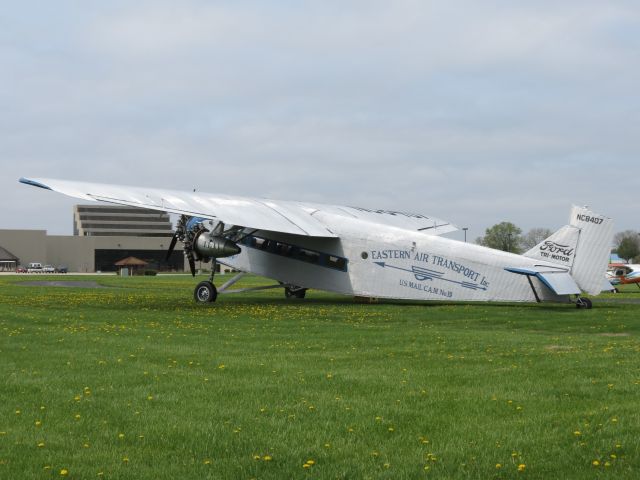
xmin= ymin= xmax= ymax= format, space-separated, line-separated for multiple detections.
xmin=1 ymin=274 xmax=638 ymax=479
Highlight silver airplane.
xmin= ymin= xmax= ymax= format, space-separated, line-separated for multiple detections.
xmin=20 ymin=177 xmax=613 ymax=309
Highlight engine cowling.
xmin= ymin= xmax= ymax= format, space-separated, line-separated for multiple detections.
xmin=168 ymin=215 xmax=241 ymax=276
xmin=194 ymin=231 xmax=241 ymax=259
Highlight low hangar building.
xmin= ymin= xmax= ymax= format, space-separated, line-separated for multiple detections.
xmin=0 ymin=205 xmax=185 ymax=273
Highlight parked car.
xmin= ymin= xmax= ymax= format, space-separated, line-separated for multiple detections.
xmin=43 ymin=265 xmax=56 ymax=273
xmin=27 ymin=262 xmax=43 ymax=273
xmin=16 ymin=266 xmax=27 ymax=273
xmin=56 ymin=266 xmax=68 ymax=274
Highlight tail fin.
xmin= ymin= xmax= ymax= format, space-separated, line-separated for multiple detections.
xmin=524 ymin=206 xmax=614 ymax=295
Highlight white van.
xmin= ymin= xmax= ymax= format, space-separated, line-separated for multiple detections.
xmin=27 ymin=262 xmax=43 ymax=273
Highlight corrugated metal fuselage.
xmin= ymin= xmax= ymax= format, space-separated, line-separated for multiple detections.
xmin=220 ymin=213 xmax=568 ymax=304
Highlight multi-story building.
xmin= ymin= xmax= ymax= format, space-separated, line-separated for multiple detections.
xmin=73 ymin=205 xmax=174 ymax=237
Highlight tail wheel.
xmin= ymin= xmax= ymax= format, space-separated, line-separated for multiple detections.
xmin=284 ymin=287 xmax=307 ymax=299
xmin=575 ymin=297 xmax=592 ymax=309
xmin=194 ymin=281 xmax=217 ymax=303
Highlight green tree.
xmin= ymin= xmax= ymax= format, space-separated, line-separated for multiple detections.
xmin=476 ymin=222 xmax=522 ymax=253
xmin=520 ymin=227 xmax=553 ymax=251
xmin=616 ymin=234 xmax=640 ymax=263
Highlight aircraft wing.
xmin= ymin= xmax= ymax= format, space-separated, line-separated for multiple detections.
xmin=20 ymin=177 xmax=337 ymax=237
xmin=20 ymin=177 xmax=457 ymax=237
xmin=301 ymin=203 xmax=457 ymax=236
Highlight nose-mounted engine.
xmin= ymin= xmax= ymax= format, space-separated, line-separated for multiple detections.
xmin=166 ymin=215 xmax=241 ymax=276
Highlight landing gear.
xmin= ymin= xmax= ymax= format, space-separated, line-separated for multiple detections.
xmin=284 ymin=286 xmax=307 ymax=299
xmin=575 ymin=297 xmax=592 ymax=309
xmin=194 ymin=280 xmax=217 ymax=303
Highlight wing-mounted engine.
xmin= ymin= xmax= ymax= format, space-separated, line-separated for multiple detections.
xmin=166 ymin=215 xmax=241 ymax=276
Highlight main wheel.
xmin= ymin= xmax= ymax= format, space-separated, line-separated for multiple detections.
xmin=576 ymin=297 xmax=592 ymax=309
xmin=194 ymin=281 xmax=217 ymax=303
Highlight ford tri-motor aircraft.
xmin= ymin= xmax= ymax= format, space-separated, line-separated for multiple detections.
xmin=20 ymin=177 xmax=614 ymax=309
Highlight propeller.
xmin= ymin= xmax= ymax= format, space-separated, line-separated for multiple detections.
xmin=166 ymin=215 xmax=188 ymax=261
xmin=188 ymin=254 xmax=196 ymax=277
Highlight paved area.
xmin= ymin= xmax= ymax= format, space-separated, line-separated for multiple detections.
xmin=19 ymin=281 xmax=107 ymax=288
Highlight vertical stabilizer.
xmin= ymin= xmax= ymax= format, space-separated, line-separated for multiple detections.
xmin=524 ymin=206 xmax=613 ymax=295
xmin=568 ymin=206 xmax=614 ymax=295
xmin=524 ymin=225 xmax=580 ymax=269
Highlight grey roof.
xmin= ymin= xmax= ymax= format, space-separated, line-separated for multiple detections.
xmin=0 ymin=246 xmax=19 ymax=261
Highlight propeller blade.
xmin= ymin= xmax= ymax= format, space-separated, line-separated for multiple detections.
xmin=165 ymin=234 xmax=178 ymax=261
xmin=188 ymin=255 xmax=196 ymax=277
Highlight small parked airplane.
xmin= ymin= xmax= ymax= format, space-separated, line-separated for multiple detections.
xmin=20 ymin=177 xmax=614 ymax=309
xmin=606 ymin=264 xmax=640 ymax=291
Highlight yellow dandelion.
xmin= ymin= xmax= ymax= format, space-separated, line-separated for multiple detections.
xmin=118 ymin=433 xmax=125 ymax=439
xmin=496 ymin=463 xmax=502 ymax=469
xmin=574 ymin=431 xmax=581 ymax=436
xmin=383 ymin=463 xmax=391 ymax=469
xmin=306 ymin=459 xmax=315 ymax=466
xmin=592 ymin=460 xmax=600 ymax=467
xmin=37 ymin=442 xmax=45 ymax=448
xmin=263 ymin=455 xmax=272 ymax=462
xmin=517 ymin=464 xmax=526 ymax=472
xmin=605 ymin=461 xmax=611 ymax=467
xmin=303 ymin=463 xmax=311 ymax=469
xmin=122 ymin=457 xmax=129 ymax=463
xmin=35 ymin=421 xmax=42 ymax=427
xmin=75 ymin=414 xmax=81 ymax=420
xmin=204 ymin=459 xmax=212 ymax=465
xmin=15 ymin=410 xmax=20 ymax=415
xmin=60 ymin=469 xmax=69 ymax=476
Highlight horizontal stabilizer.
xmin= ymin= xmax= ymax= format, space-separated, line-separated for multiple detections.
xmin=505 ymin=266 xmax=581 ymax=296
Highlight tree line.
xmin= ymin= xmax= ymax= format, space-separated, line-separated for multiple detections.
xmin=475 ymin=222 xmax=639 ymax=262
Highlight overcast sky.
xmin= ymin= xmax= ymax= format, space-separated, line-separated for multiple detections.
xmin=2 ymin=1 xmax=638 ymax=241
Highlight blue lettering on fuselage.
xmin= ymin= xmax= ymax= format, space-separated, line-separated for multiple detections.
xmin=371 ymin=249 xmax=411 ymax=260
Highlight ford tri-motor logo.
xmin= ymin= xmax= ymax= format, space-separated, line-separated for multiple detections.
xmin=539 ymin=241 xmax=574 ymax=262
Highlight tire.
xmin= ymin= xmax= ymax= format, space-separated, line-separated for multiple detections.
xmin=576 ymin=297 xmax=592 ymax=309
xmin=194 ymin=281 xmax=217 ymax=303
